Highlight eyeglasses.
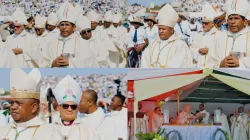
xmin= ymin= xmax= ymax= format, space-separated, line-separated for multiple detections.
xmin=35 ymin=28 xmax=41 ymax=32
xmin=202 ymin=22 xmax=211 ymax=25
xmin=14 ymin=25 xmax=21 ymax=29
xmin=80 ymin=30 xmax=91 ymax=35
xmin=61 ymin=104 xmax=78 ymax=110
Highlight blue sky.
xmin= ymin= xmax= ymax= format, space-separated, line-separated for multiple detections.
xmin=0 ymin=69 xmax=127 ymax=91
xmin=127 ymin=0 xmax=173 ymax=7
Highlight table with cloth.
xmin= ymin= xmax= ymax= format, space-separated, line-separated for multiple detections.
xmin=161 ymin=125 xmax=227 ymax=140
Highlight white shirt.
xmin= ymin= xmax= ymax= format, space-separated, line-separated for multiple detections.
xmin=196 ymin=110 xmax=210 ymax=124
xmin=128 ymin=26 xmax=147 ymax=47
xmin=80 ymin=107 xmax=106 ymax=129
xmin=174 ymin=21 xmax=192 ymax=45
xmin=146 ymin=25 xmax=159 ymax=43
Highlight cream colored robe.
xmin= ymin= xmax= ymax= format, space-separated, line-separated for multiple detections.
xmin=103 ymin=25 xmax=125 ymax=68
xmin=5 ymin=30 xmax=45 ymax=68
xmin=41 ymin=33 xmax=93 ymax=68
xmin=0 ymin=42 xmax=21 ymax=68
xmin=213 ymin=28 xmax=250 ymax=68
xmin=190 ymin=27 xmax=224 ymax=68
xmin=220 ymin=113 xmax=231 ymax=139
xmin=141 ymin=33 xmax=194 ymax=68
xmin=53 ymin=118 xmax=98 ymax=140
xmin=80 ymin=107 xmax=106 ymax=129
xmin=69 ymin=34 xmax=109 ymax=68
xmin=148 ymin=112 xmax=164 ymax=133
xmin=108 ymin=108 xmax=128 ymax=140
xmin=34 ymin=31 xmax=51 ymax=51
xmin=231 ymin=113 xmax=248 ymax=140
xmin=0 ymin=117 xmax=62 ymax=140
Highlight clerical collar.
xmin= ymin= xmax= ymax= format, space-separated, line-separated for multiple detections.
xmin=61 ymin=120 xmax=74 ymax=126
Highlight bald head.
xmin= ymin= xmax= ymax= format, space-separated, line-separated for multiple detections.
xmin=79 ymin=89 xmax=98 ymax=114
xmin=83 ymin=89 xmax=98 ymax=104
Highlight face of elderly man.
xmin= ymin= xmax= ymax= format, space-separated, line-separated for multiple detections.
xmin=9 ymin=99 xmax=40 ymax=123
xmin=59 ymin=21 xmax=76 ymax=37
xmin=158 ymin=25 xmax=174 ymax=40
xmin=202 ymin=21 xmax=214 ymax=32
xmin=13 ymin=23 xmax=25 ymax=35
xmin=58 ymin=101 xmax=78 ymax=122
xmin=227 ymin=14 xmax=246 ymax=33
xmin=80 ymin=28 xmax=92 ymax=40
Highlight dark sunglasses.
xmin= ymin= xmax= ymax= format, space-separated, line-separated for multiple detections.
xmin=202 ymin=22 xmax=211 ymax=25
xmin=80 ymin=30 xmax=91 ymax=35
xmin=14 ymin=25 xmax=21 ymax=29
xmin=35 ymin=28 xmax=41 ymax=31
xmin=61 ymin=104 xmax=78 ymax=110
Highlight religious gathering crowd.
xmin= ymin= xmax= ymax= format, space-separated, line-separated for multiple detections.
xmin=134 ymin=102 xmax=250 ymax=140
xmin=0 ymin=0 xmax=249 ymax=68
xmin=0 ymin=68 xmax=128 ymax=140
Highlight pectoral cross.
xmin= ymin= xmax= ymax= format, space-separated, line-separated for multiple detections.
xmin=63 ymin=136 xmax=68 ymax=140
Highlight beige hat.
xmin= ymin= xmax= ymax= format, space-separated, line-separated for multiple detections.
xmin=34 ymin=14 xmax=46 ymax=28
xmin=113 ymin=14 xmax=120 ymax=24
xmin=11 ymin=8 xmax=28 ymax=25
xmin=144 ymin=15 xmax=157 ymax=24
xmin=47 ymin=12 xmax=58 ymax=26
xmin=87 ymin=10 xmax=100 ymax=23
xmin=224 ymin=0 xmax=249 ymax=18
xmin=131 ymin=17 xmax=144 ymax=26
xmin=57 ymin=1 xmax=78 ymax=24
xmin=158 ymin=4 xmax=178 ymax=28
xmin=202 ymin=2 xmax=217 ymax=22
xmin=76 ymin=15 xmax=91 ymax=32
xmin=10 ymin=68 xmax=41 ymax=100
xmin=104 ymin=11 xmax=113 ymax=22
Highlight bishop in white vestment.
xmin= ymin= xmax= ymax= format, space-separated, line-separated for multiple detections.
xmin=41 ymin=1 xmax=93 ymax=68
xmin=214 ymin=0 xmax=250 ymax=68
xmin=53 ymin=75 xmax=98 ymax=140
xmin=190 ymin=3 xmax=225 ymax=68
xmin=0 ymin=68 xmax=62 ymax=140
xmin=141 ymin=4 xmax=193 ymax=68
xmin=5 ymin=8 xmax=45 ymax=68
xmin=71 ymin=15 xmax=108 ymax=68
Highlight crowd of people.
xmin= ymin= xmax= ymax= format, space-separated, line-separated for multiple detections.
xmin=0 ymin=0 xmax=250 ymax=68
xmin=0 ymin=68 xmax=128 ymax=140
xmin=0 ymin=0 xmax=126 ymax=16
